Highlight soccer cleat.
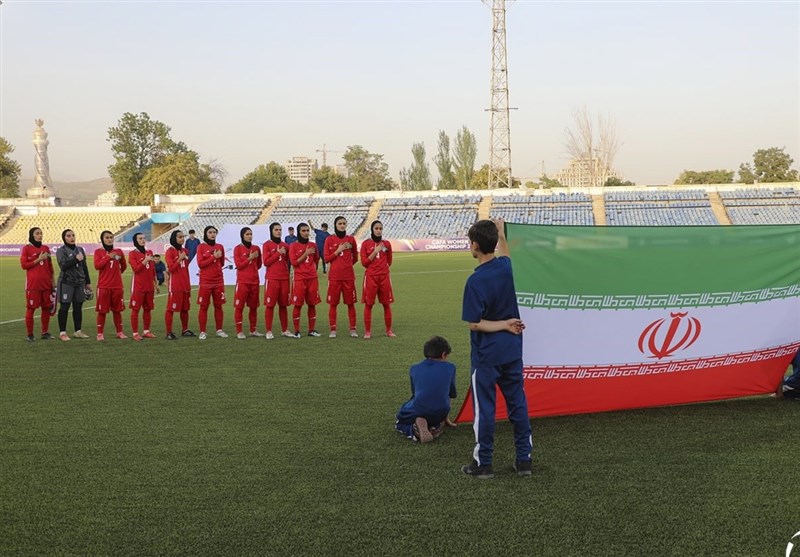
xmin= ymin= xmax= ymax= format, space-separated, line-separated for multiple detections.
xmin=182 ymin=330 xmax=196 ymax=337
xmin=290 ymin=332 xmax=302 ymax=339
xmin=216 ymin=330 xmax=229 ymax=338
xmin=329 ymin=331 xmax=337 ymax=338
xmin=26 ymin=335 xmax=36 ymax=342
xmin=96 ymin=334 xmax=105 ymax=342
xmin=116 ymin=332 xmax=128 ymax=340
xmin=363 ymin=332 xmax=372 ymax=340
xmin=73 ymin=331 xmax=89 ymax=339
xmin=308 ymin=330 xmax=321 ymax=337
xmin=60 ymin=332 xmax=71 ymax=341
xmin=413 ymin=417 xmax=433 ymax=444
xmin=237 ymin=332 xmax=247 ymax=340
xmin=461 ymin=461 xmax=494 ymax=480
xmin=142 ymin=331 xmax=157 ymax=339
xmin=165 ymin=332 xmax=178 ymax=340
xmin=265 ymin=331 xmax=274 ymax=340
xmin=513 ymin=460 xmax=533 ymax=477
xmin=133 ymin=333 xmax=143 ymax=341
xmin=281 ymin=330 xmax=296 ymax=339
xmin=40 ymin=332 xmax=54 ymax=340
xmin=350 ymin=330 xmax=359 ymax=338
xmin=249 ymin=331 xmax=265 ymax=337
xmin=386 ymin=330 xmax=397 ymax=338
xmin=199 ymin=332 xmax=207 ymax=340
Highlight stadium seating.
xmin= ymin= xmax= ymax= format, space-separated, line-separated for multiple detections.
xmin=0 ymin=210 xmax=146 ymax=244
xmin=720 ymin=187 xmax=800 ymax=224
xmin=151 ymin=198 xmax=270 ymax=245
xmin=270 ymin=195 xmax=374 ymax=233
xmin=373 ymin=195 xmax=481 ymax=238
xmin=491 ymin=193 xmax=595 ymax=225
xmin=605 ymin=189 xmax=718 ymax=226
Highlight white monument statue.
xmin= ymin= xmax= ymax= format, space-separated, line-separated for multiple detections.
xmin=27 ymin=119 xmax=54 ymax=198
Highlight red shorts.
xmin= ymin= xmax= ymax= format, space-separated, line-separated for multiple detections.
xmin=327 ymin=280 xmax=357 ymax=305
xmin=26 ymin=289 xmax=50 ymax=310
xmin=292 ymin=277 xmax=321 ymax=306
xmin=167 ymin=291 xmax=191 ymax=313
xmin=198 ymin=284 xmax=226 ymax=308
xmin=362 ymin=274 xmax=394 ymax=305
xmin=234 ymin=282 xmax=260 ymax=309
xmin=96 ymin=288 xmax=125 ymax=313
xmin=264 ymin=278 xmax=290 ymax=308
xmin=130 ymin=290 xmax=155 ymax=311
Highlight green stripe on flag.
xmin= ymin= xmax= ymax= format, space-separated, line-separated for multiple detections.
xmin=508 ymin=224 xmax=800 ymax=300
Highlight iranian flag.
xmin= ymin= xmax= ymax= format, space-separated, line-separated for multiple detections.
xmin=456 ymin=224 xmax=800 ymax=421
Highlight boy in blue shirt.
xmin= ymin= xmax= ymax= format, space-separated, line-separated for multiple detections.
xmin=395 ymin=336 xmax=457 ymax=443
xmin=461 ymin=218 xmax=532 ymax=479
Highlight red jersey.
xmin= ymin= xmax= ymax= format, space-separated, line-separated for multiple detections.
xmin=360 ymin=239 xmax=393 ymax=276
xmin=324 ymin=234 xmax=358 ymax=281
xmin=94 ymin=248 xmax=127 ymax=289
xmin=289 ymin=241 xmax=320 ymax=280
xmin=166 ymin=246 xmax=191 ymax=292
xmin=197 ymin=242 xmax=226 ymax=287
xmin=262 ymin=240 xmax=291 ymax=280
xmin=234 ymin=244 xmax=262 ymax=285
xmin=20 ymin=244 xmax=54 ymax=291
xmin=128 ymin=248 xmax=156 ymax=293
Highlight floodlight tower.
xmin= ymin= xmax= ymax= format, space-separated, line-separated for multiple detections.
xmin=483 ymin=0 xmax=515 ymax=188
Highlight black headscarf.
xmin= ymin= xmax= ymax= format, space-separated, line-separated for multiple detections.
xmin=269 ymin=223 xmax=282 ymax=244
xmin=296 ymin=225 xmax=309 ymax=244
xmin=28 ymin=227 xmax=42 ymax=248
xmin=334 ymin=216 xmax=347 ymax=239
xmin=100 ymin=230 xmax=114 ymax=252
xmin=240 ymin=227 xmax=252 ymax=249
xmin=169 ymin=230 xmax=183 ymax=251
xmin=132 ymin=232 xmax=146 ymax=254
xmin=62 ymin=229 xmax=76 ymax=251
xmin=203 ymin=226 xmax=217 ymax=246
xmin=370 ymin=220 xmax=383 ymax=243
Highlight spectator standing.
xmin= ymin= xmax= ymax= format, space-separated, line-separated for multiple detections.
xmin=284 ymin=226 xmax=298 ymax=244
xmin=309 ymin=220 xmax=330 ymax=274
xmin=185 ymin=229 xmax=201 ymax=262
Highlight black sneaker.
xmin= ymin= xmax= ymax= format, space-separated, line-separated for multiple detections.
xmin=40 ymin=332 xmax=54 ymax=340
xmin=308 ymin=330 xmax=321 ymax=337
xmin=181 ymin=330 xmax=196 ymax=337
xmin=166 ymin=332 xmax=178 ymax=340
xmin=461 ymin=460 xmax=494 ymax=479
xmin=513 ymin=459 xmax=532 ymax=477
xmin=26 ymin=335 xmax=35 ymax=342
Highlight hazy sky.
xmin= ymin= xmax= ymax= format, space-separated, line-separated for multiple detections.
xmin=1 ymin=1 xmax=798 ymax=187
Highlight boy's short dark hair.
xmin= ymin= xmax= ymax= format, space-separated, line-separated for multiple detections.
xmin=424 ymin=336 xmax=451 ymax=359
xmin=188 ymin=229 xmax=195 ymax=235
xmin=468 ymin=220 xmax=498 ymax=255
xmin=154 ymin=254 xmax=161 ymax=258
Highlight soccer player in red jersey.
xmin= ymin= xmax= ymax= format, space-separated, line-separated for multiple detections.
xmin=289 ymin=223 xmax=321 ymax=338
xmin=324 ymin=216 xmax=359 ymax=338
xmin=233 ymin=226 xmax=263 ymax=339
xmin=94 ymin=230 xmax=128 ymax=341
xmin=196 ymin=225 xmax=228 ymax=340
xmin=20 ymin=227 xmax=55 ymax=341
xmin=360 ymin=220 xmax=395 ymax=339
xmin=128 ymin=233 xmax=158 ymax=341
xmin=164 ymin=229 xmax=193 ymax=340
xmin=262 ymin=222 xmax=293 ymax=339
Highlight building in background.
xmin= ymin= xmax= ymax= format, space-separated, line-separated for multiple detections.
xmin=554 ymin=158 xmax=619 ymax=188
xmin=284 ymin=157 xmax=318 ymax=186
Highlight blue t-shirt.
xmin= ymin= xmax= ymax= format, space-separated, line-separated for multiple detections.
xmin=185 ymin=237 xmax=201 ymax=261
xmin=285 ymin=234 xmax=298 ymax=245
xmin=405 ymin=359 xmax=457 ymax=416
xmin=462 ymin=255 xmax=522 ymax=367
xmin=313 ymin=229 xmax=330 ymax=254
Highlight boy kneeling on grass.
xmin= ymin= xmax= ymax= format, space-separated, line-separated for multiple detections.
xmin=395 ymin=335 xmax=457 ymax=443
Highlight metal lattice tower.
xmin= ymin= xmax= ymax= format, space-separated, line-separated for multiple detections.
xmin=484 ymin=0 xmax=514 ymax=188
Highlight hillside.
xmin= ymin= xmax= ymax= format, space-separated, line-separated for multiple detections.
xmin=20 ymin=178 xmax=113 ymax=206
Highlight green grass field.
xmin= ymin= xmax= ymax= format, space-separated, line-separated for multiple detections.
xmin=1 ymin=253 xmax=797 ymax=556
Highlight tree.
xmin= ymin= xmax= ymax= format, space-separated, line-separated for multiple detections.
xmin=452 ymin=126 xmax=477 ymax=190
xmin=674 ymin=170 xmax=733 ymax=185
xmin=406 ymin=142 xmax=432 ymax=191
xmin=0 ymin=137 xmax=22 ymax=198
xmin=137 ymin=152 xmax=220 ymax=200
xmin=563 ymin=106 xmax=621 ymax=188
xmin=308 ymin=166 xmax=348 ymax=192
xmin=433 ymin=130 xmax=455 ymax=190
xmin=107 ymin=112 xmax=190 ymax=205
xmin=604 ymin=176 xmax=637 ymax=187
xmin=738 ymin=147 xmax=799 ymax=184
xmin=540 ymin=174 xmax=564 ymax=189
xmin=229 ymin=162 xmax=300 ymax=193
xmin=470 ymin=164 xmax=519 ymax=189
xmin=342 ymin=145 xmax=394 ymax=191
